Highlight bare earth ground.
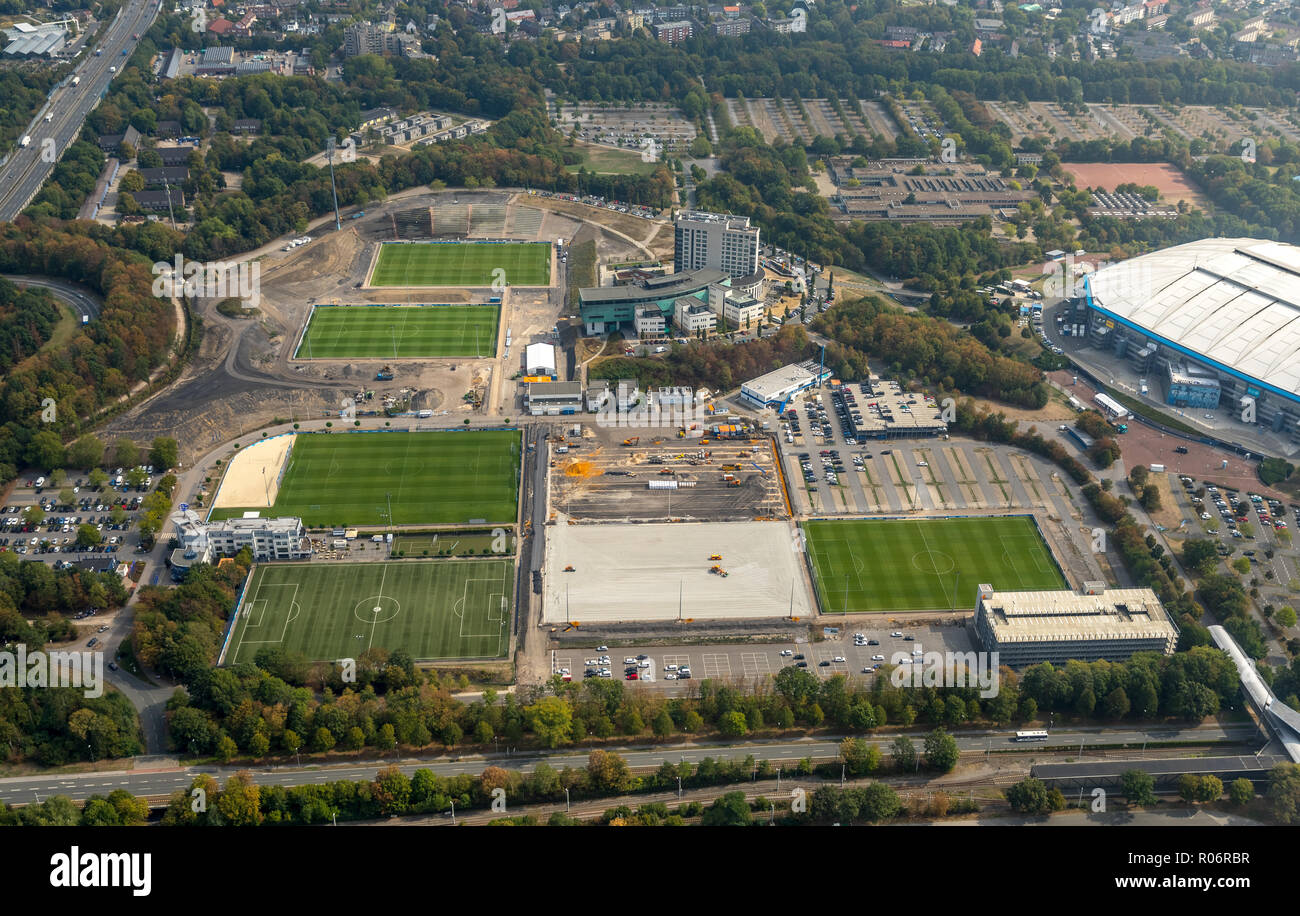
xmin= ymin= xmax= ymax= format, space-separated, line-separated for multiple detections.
xmin=1061 ymin=162 xmax=1208 ymax=209
xmin=101 ymin=190 xmax=596 ymax=466
xmin=542 ymin=518 xmax=816 ymax=623
xmin=211 ymin=433 xmax=294 ymax=509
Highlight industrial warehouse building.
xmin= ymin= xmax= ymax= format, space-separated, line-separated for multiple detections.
xmin=1081 ymin=238 xmax=1300 ymax=440
xmin=525 ymin=380 xmax=583 ymax=415
xmin=740 ymin=361 xmax=833 ymax=408
xmin=524 ymin=342 xmax=557 ymax=379
xmin=973 ymin=583 xmax=1177 ymax=667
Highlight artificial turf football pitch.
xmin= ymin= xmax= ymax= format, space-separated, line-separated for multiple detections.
xmin=209 ymin=430 xmax=520 ymax=528
xmin=802 ymin=515 xmax=1066 ymax=613
xmin=294 ymin=305 xmax=499 ymax=359
xmin=224 ymin=559 xmax=512 ymax=664
xmin=369 ymin=241 xmax=551 ymax=287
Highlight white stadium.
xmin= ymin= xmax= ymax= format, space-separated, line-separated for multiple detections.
xmin=1080 ymin=238 xmax=1300 ymax=439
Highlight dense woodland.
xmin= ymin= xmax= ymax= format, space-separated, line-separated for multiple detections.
xmin=0 ymin=279 xmax=64 ymax=375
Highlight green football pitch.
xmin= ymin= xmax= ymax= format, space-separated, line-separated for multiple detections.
xmin=224 ymin=560 xmax=512 ymax=664
xmin=802 ymin=516 xmax=1066 ymax=613
xmin=295 ymin=306 xmax=499 ymax=358
xmin=369 ymin=242 xmax=551 ymax=287
xmin=210 ymin=430 xmax=520 ymax=527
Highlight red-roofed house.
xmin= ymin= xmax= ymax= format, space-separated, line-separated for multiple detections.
xmin=207 ymin=17 xmax=234 ymax=35
xmin=971 ymin=37 xmax=982 ymax=55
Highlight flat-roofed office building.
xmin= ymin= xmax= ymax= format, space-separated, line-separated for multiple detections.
xmin=974 ymin=582 xmax=1177 ymax=667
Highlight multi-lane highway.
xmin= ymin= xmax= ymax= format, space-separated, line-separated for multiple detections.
xmin=0 ymin=0 xmax=160 ymax=221
xmin=0 ymin=722 xmax=1260 ymax=805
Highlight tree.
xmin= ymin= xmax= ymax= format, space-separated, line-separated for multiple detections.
xmin=113 ymin=439 xmax=140 ymax=468
xmin=1006 ymin=777 xmax=1051 ymax=814
xmin=1229 ymin=778 xmax=1254 ymax=806
xmin=75 ymin=524 xmax=101 ymax=549
xmin=59 ymin=487 xmax=75 ymax=507
xmin=860 ymin=782 xmax=901 ymax=821
xmin=526 ymin=696 xmax=573 ymax=748
xmin=719 ymin=710 xmax=748 ymax=737
xmin=1198 ymin=775 xmax=1222 ymax=803
xmin=150 ymin=437 xmax=179 ymax=470
xmin=1177 ymin=773 xmax=1202 ymax=803
xmin=1121 ymin=769 xmax=1157 ymax=806
xmin=891 ymin=735 xmax=917 ymax=771
xmin=587 ymin=749 xmax=631 ymax=793
xmin=1276 ymin=606 xmax=1297 ymax=629
xmin=27 ymin=429 xmax=65 ymax=469
xmin=67 ymin=435 xmax=104 ymax=469
xmin=88 ymin=468 xmax=108 ymax=489
xmin=924 ymin=729 xmax=960 ymax=773
xmin=1269 ymin=763 xmax=1300 ymax=823
xmin=701 ymin=790 xmax=753 ymax=826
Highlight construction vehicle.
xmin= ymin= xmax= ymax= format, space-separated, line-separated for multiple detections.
xmin=708 ymin=554 xmax=722 ymax=561
xmin=563 ymin=565 xmax=575 ymax=572
xmin=376 ymin=366 xmax=394 ymax=381
xmin=659 ymin=468 xmax=674 ymax=475
xmin=727 ymin=479 xmax=741 ymax=487
xmin=622 ymin=437 xmax=639 ymax=446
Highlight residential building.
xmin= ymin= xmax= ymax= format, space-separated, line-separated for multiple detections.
xmin=674 ymin=210 xmax=760 ymax=277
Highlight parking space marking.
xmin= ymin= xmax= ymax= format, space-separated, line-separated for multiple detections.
xmin=702 ymin=653 xmax=732 ymax=679
xmin=740 ymin=652 xmax=772 ymax=677
xmin=554 ymin=655 xmax=573 ymax=674
xmin=661 ymin=654 xmax=691 ymax=670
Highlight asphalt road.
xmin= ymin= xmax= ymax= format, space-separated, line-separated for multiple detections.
xmin=3 ymin=274 xmax=104 ymax=321
xmin=0 ymin=0 xmax=159 ymax=221
xmin=0 ymin=722 xmax=1258 ymax=805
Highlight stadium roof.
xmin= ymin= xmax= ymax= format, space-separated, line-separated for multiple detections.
xmin=1086 ymin=238 xmax=1300 ymax=401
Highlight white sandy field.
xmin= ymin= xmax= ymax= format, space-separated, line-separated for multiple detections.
xmin=211 ymin=434 xmax=296 ymax=510
xmin=543 ymin=520 xmax=817 ymax=623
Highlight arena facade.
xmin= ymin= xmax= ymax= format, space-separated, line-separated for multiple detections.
xmin=1081 ymin=238 xmax=1300 ymax=439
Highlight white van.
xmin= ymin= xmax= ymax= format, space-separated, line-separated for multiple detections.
xmin=35 ymin=476 xmax=46 ymax=488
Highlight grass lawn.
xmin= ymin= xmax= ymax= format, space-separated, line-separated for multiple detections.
xmin=210 ymin=430 xmax=520 ymax=527
xmin=370 ymin=241 xmax=551 ymax=287
xmin=565 ymin=141 xmax=662 ymax=176
xmin=295 ymin=305 xmax=498 ymax=359
xmin=225 ymin=559 xmax=511 ymax=663
xmin=802 ymin=515 xmax=1066 ymax=613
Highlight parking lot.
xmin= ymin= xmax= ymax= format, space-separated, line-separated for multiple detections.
xmin=0 ymin=469 xmax=153 ymax=566
xmin=550 ymin=621 xmax=977 ymax=690
xmin=777 ymin=390 xmax=1077 ymax=521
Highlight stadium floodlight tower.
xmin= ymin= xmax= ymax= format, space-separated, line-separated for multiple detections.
xmin=325 ymin=137 xmax=343 ymax=231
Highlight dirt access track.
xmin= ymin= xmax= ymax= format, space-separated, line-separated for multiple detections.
xmin=101 ymin=188 xmax=663 ymax=466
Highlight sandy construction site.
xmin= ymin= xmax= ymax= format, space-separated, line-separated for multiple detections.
xmin=211 ymin=433 xmax=294 ymax=511
xmin=542 ymin=519 xmax=817 ymax=623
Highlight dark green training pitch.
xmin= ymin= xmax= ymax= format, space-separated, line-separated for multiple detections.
xmin=370 ymin=242 xmax=551 ymax=287
xmin=802 ymin=516 xmax=1066 ymax=613
xmin=210 ymin=430 xmax=520 ymax=528
xmin=295 ymin=306 xmax=499 ymax=358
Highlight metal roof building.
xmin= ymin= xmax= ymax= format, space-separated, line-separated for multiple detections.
xmin=974 ymin=583 xmax=1177 ymax=667
xmin=1084 ymin=238 xmax=1300 ymax=436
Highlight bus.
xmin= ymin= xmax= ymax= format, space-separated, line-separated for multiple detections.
xmin=1014 ymin=730 xmax=1049 ymax=742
